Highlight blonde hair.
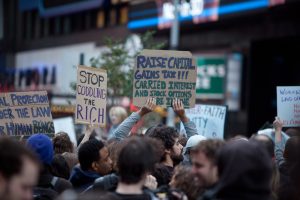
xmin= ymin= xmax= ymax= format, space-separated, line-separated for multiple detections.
xmin=109 ymin=106 xmax=128 ymax=122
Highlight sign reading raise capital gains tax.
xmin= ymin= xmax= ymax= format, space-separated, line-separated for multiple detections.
xmin=133 ymin=49 xmax=197 ymax=108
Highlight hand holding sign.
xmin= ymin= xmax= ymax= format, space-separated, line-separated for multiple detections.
xmin=137 ymin=98 xmax=157 ymax=117
xmin=172 ymin=98 xmax=189 ymax=123
xmin=273 ymin=117 xmax=283 ymax=132
xmin=273 ymin=116 xmax=283 ymax=143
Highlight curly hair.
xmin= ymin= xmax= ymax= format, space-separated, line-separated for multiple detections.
xmin=148 ymin=126 xmax=179 ymax=150
xmin=53 ymin=132 xmax=74 ymax=154
xmin=171 ymin=165 xmax=204 ymax=200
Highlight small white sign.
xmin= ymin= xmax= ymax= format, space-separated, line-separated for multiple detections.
xmin=277 ymin=86 xmax=300 ymax=127
xmin=181 ymin=104 xmax=227 ymax=139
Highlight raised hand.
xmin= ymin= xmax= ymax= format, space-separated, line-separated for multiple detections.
xmin=172 ymin=98 xmax=189 ymax=123
xmin=273 ymin=117 xmax=283 ymax=132
xmin=273 ymin=116 xmax=283 ymax=142
xmin=137 ymin=98 xmax=156 ymax=117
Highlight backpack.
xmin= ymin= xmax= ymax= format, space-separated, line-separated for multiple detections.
xmin=33 ymin=176 xmax=59 ymax=200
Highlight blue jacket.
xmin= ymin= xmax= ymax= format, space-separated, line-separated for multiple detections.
xmin=69 ymin=165 xmax=101 ymax=193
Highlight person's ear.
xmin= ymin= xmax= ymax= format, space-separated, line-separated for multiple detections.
xmin=91 ymin=162 xmax=99 ymax=171
xmin=165 ymin=149 xmax=171 ymax=154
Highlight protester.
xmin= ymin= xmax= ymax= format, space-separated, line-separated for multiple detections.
xmin=108 ymin=106 xmax=128 ymax=139
xmin=201 ymin=140 xmax=273 ymax=200
xmin=61 ymin=152 xmax=79 ymax=174
xmin=51 ymin=154 xmax=71 ymax=180
xmin=182 ymin=135 xmax=207 ymax=165
xmin=149 ymin=125 xmax=183 ymax=187
xmin=169 ymin=165 xmax=204 ymax=200
xmin=52 ymin=132 xmax=74 ymax=154
xmin=111 ymin=98 xmax=197 ymax=141
xmin=114 ymin=136 xmax=158 ymax=200
xmin=190 ymin=139 xmax=225 ymax=189
xmin=69 ymin=139 xmax=113 ymax=192
xmin=0 ymin=137 xmax=40 ymax=200
xmin=251 ymin=133 xmax=280 ymax=200
xmin=273 ymin=117 xmax=300 ymax=200
xmin=27 ymin=134 xmax=73 ymax=197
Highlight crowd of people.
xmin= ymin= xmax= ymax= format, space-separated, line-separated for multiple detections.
xmin=0 ymin=98 xmax=299 ymax=200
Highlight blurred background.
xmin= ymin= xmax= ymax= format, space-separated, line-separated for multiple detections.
xmin=0 ymin=0 xmax=300 ymax=139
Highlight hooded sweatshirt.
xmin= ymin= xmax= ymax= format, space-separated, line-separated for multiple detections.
xmin=202 ymin=140 xmax=273 ymax=200
xmin=69 ymin=165 xmax=101 ymax=192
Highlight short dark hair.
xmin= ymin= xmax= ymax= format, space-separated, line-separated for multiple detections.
xmin=191 ymin=139 xmax=225 ymax=164
xmin=53 ymin=132 xmax=74 ymax=154
xmin=0 ymin=137 xmax=39 ymax=179
xmin=78 ymin=139 xmax=104 ymax=171
xmin=51 ymin=154 xmax=70 ymax=179
xmin=118 ymin=137 xmax=156 ymax=184
xmin=284 ymin=136 xmax=300 ymax=163
xmin=148 ymin=126 xmax=179 ymax=150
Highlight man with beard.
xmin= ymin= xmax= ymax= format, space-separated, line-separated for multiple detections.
xmin=148 ymin=126 xmax=184 ymax=187
xmin=0 ymin=137 xmax=40 ymax=200
xmin=190 ymin=139 xmax=225 ymax=189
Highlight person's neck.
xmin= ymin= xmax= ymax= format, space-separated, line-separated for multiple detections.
xmin=116 ymin=181 xmax=144 ymax=195
xmin=162 ymin=154 xmax=174 ymax=168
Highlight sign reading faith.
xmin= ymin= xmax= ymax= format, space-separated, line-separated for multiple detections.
xmin=0 ymin=91 xmax=54 ymax=136
xmin=75 ymin=66 xmax=107 ymax=127
xmin=277 ymin=86 xmax=300 ymax=127
xmin=181 ymin=104 xmax=227 ymax=139
xmin=133 ymin=49 xmax=197 ymax=108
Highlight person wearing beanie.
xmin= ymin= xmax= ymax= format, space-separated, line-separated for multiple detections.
xmin=27 ymin=134 xmax=54 ymax=165
xmin=27 ymin=134 xmax=73 ymax=195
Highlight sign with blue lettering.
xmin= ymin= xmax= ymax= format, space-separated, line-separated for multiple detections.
xmin=277 ymin=86 xmax=300 ymax=127
xmin=133 ymin=49 xmax=197 ymax=108
xmin=0 ymin=91 xmax=54 ymax=137
xmin=180 ymin=104 xmax=227 ymax=139
xmin=75 ymin=66 xmax=107 ymax=127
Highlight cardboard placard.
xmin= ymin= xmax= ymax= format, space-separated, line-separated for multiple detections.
xmin=75 ymin=66 xmax=107 ymax=127
xmin=180 ymin=104 xmax=227 ymax=139
xmin=133 ymin=49 xmax=197 ymax=108
xmin=0 ymin=91 xmax=54 ymax=136
xmin=277 ymin=86 xmax=300 ymax=127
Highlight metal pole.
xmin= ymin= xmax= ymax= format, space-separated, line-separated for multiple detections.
xmin=170 ymin=0 xmax=180 ymax=50
xmin=167 ymin=0 xmax=180 ymax=127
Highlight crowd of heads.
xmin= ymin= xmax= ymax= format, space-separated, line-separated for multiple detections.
xmin=0 ymin=104 xmax=300 ymax=200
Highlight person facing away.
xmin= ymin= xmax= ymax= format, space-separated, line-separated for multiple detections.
xmin=26 ymin=134 xmax=73 ymax=196
xmin=0 ymin=136 xmax=40 ymax=200
xmin=273 ymin=117 xmax=300 ymax=200
xmin=201 ymin=140 xmax=273 ymax=200
xmin=69 ymin=139 xmax=113 ymax=192
xmin=114 ymin=136 xmax=158 ymax=200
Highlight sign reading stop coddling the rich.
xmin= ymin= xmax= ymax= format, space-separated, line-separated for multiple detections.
xmin=75 ymin=66 xmax=107 ymax=127
xmin=133 ymin=50 xmax=197 ymax=108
